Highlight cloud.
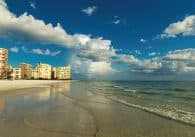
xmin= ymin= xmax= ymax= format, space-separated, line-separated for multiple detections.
xmin=71 ymin=56 xmax=114 ymax=77
xmin=130 ymin=59 xmax=163 ymax=73
xmin=0 ymin=0 xmax=116 ymax=77
xmin=31 ymin=48 xmax=61 ymax=56
xmin=164 ymin=48 xmax=195 ymax=61
xmin=88 ymin=62 xmax=114 ymax=75
xmin=9 ymin=46 xmax=19 ymax=53
xmin=71 ymin=37 xmax=116 ymax=77
xmin=112 ymin=16 xmax=121 ymax=25
xmin=75 ymin=37 xmax=116 ymax=62
xmin=134 ymin=50 xmax=141 ymax=55
xmin=112 ymin=20 xmax=120 ymax=25
xmin=81 ymin=6 xmax=96 ymax=16
xmin=129 ymin=50 xmax=142 ymax=55
xmin=0 ymin=3 xmax=77 ymax=47
xmin=114 ymin=54 xmax=139 ymax=63
xmin=21 ymin=46 xmax=28 ymax=52
xmin=2 ymin=0 xmax=194 ymax=79
xmin=159 ymin=15 xmax=195 ymax=39
xmin=140 ymin=38 xmax=147 ymax=43
xmin=20 ymin=46 xmax=61 ymax=56
xmin=115 ymin=48 xmax=195 ymax=74
xmin=29 ymin=2 xmax=36 ymax=9
xmin=149 ymin=52 xmax=160 ymax=57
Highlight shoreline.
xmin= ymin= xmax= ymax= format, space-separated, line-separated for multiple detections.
xmin=0 ymin=80 xmax=67 ymax=92
xmin=0 ymin=81 xmax=194 ymax=137
xmin=109 ymin=96 xmax=195 ymax=127
xmin=92 ymin=90 xmax=195 ymax=127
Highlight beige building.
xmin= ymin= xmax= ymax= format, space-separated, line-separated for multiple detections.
xmin=20 ymin=63 xmax=32 ymax=79
xmin=12 ymin=68 xmax=21 ymax=80
xmin=53 ymin=66 xmax=71 ymax=80
xmin=0 ymin=48 xmax=8 ymax=79
xmin=32 ymin=63 xmax=51 ymax=80
xmin=52 ymin=67 xmax=57 ymax=79
xmin=32 ymin=69 xmax=38 ymax=79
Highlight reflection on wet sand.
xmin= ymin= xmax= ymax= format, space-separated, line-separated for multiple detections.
xmin=0 ymin=81 xmax=194 ymax=137
xmin=0 ymin=99 xmax=4 ymax=111
xmin=0 ymin=82 xmax=96 ymax=137
xmin=50 ymin=81 xmax=71 ymax=94
xmin=36 ymin=88 xmax=51 ymax=101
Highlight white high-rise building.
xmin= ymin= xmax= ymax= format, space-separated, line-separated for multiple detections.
xmin=52 ymin=66 xmax=71 ymax=80
xmin=57 ymin=66 xmax=71 ymax=80
xmin=32 ymin=63 xmax=52 ymax=80
xmin=0 ymin=48 xmax=8 ymax=79
xmin=20 ymin=63 xmax=32 ymax=79
xmin=12 ymin=68 xmax=21 ymax=80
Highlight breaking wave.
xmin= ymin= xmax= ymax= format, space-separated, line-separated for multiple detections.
xmin=109 ymin=96 xmax=195 ymax=126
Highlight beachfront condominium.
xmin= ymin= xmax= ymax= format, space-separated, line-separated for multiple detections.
xmin=0 ymin=48 xmax=8 ymax=79
xmin=32 ymin=63 xmax=52 ymax=80
xmin=20 ymin=63 xmax=32 ymax=79
xmin=12 ymin=68 xmax=21 ymax=80
xmin=52 ymin=66 xmax=71 ymax=80
xmin=52 ymin=67 xmax=57 ymax=79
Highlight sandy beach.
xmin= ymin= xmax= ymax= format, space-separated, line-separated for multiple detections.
xmin=0 ymin=80 xmax=64 ymax=91
xmin=0 ymin=81 xmax=194 ymax=137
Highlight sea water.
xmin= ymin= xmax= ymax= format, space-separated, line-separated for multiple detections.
xmin=89 ymin=81 xmax=195 ymax=126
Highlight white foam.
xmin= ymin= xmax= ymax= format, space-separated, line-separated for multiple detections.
xmin=110 ymin=96 xmax=195 ymax=126
xmin=124 ymin=89 xmax=136 ymax=93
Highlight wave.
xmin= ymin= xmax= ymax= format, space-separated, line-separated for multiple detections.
xmin=138 ymin=91 xmax=161 ymax=95
xmin=175 ymin=96 xmax=195 ymax=101
xmin=109 ymin=96 xmax=195 ymax=126
xmin=93 ymin=89 xmax=195 ymax=126
xmin=113 ymin=85 xmax=123 ymax=89
xmin=119 ymin=87 xmax=195 ymax=101
xmin=123 ymin=89 xmax=136 ymax=93
xmin=122 ymin=89 xmax=162 ymax=96
xmin=173 ymin=88 xmax=188 ymax=92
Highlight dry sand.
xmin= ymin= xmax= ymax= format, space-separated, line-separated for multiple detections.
xmin=0 ymin=80 xmax=64 ymax=91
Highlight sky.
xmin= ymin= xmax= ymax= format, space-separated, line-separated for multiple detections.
xmin=0 ymin=0 xmax=195 ymax=80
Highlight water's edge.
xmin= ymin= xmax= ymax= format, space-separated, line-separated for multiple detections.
xmin=92 ymin=91 xmax=195 ymax=127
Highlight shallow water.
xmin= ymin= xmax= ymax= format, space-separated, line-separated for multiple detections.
xmin=90 ymin=81 xmax=195 ymax=126
xmin=0 ymin=81 xmax=195 ymax=137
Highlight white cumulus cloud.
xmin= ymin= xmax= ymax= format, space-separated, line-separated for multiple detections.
xmin=31 ymin=48 xmax=61 ymax=56
xmin=29 ymin=2 xmax=36 ymax=9
xmin=112 ymin=20 xmax=120 ymax=25
xmin=0 ymin=7 xmax=77 ymax=47
xmin=159 ymin=15 xmax=195 ymax=38
xmin=140 ymin=38 xmax=147 ymax=43
xmin=0 ymin=0 xmax=115 ymax=77
xmin=164 ymin=49 xmax=195 ymax=61
xmin=114 ymin=54 xmax=139 ymax=63
xmin=115 ymin=48 xmax=195 ymax=74
xmin=149 ymin=52 xmax=160 ymax=57
xmin=9 ymin=46 xmax=19 ymax=53
xmin=81 ymin=6 xmax=96 ymax=16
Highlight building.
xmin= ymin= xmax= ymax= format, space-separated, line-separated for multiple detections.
xmin=12 ymin=68 xmax=21 ymax=80
xmin=0 ymin=48 xmax=8 ymax=79
xmin=20 ymin=63 xmax=32 ymax=80
xmin=31 ymin=69 xmax=38 ymax=79
xmin=32 ymin=63 xmax=52 ymax=80
xmin=52 ymin=67 xmax=57 ymax=79
xmin=54 ymin=66 xmax=71 ymax=80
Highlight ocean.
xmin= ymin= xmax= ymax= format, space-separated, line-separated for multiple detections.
xmin=89 ymin=81 xmax=195 ymax=126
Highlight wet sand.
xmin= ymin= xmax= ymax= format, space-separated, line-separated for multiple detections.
xmin=0 ymin=81 xmax=194 ymax=137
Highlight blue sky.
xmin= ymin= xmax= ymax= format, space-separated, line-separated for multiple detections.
xmin=0 ymin=0 xmax=195 ymax=80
